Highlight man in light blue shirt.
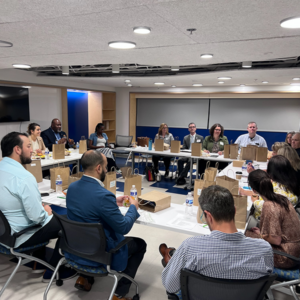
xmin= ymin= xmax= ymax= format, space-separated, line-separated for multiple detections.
xmin=235 ymin=122 xmax=267 ymax=150
xmin=0 ymin=132 xmax=76 ymax=281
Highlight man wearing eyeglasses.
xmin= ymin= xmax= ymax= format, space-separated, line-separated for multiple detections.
xmin=291 ymin=132 xmax=300 ymax=157
xmin=176 ymin=122 xmax=203 ymax=185
xmin=235 ymin=122 xmax=267 ymax=150
xmin=160 ymin=185 xmax=273 ymax=298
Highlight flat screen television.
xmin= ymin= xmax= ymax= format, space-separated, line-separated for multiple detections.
xmin=0 ymin=86 xmax=30 ymax=123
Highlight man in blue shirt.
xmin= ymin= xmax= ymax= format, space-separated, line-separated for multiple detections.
xmin=0 ymin=132 xmax=76 ymax=281
xmin=66 ymin=150 xmax=146 ymax=299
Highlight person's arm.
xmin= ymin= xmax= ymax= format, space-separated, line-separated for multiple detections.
xmin=162 ymin=240 xmax=189 ymax=294
xmin=104 ymin=133 xmax=111 ymax=148
xmin=99 ymin=193 xmax=139 ymax=235
xmin=170 ymin=134 xmax=174 ymax=142
xmin=182 ymin=136 xmax=188 ymax=149
xmin=41 ymin=131 xmax=53 ymax=151
xmin=202 ymin=136 xmax=208 ymax=151
xmin=261 ymin=138 xmax=267 ymax=148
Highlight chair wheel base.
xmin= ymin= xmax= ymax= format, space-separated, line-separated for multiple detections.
xmin=296 ymin=285 xmax=300 ymax=294
xmin=132 ymin=294 xmax=140 ymax=300
xmin=56 ymin=279 xmax=63 ymax=286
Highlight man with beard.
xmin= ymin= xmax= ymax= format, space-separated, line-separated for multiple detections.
xmin=66 ymin=150 xmax=146 ymax=299
xmin=160 ymin=185 xmax=273 ymax=298
xmin=0 ymin=132 xmax=77 ymax=281
xmin=41 ymin=118 xmax=74 ymax=151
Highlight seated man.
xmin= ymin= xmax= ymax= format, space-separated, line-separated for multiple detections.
xmin=0 ymin=132 xmax=76 ymax=281
xmin=66 ymin=150 xmax=146 ymax=300
xmin=176 ymin=122 xmax=203 ymax=185
xmin=235 ymin=121 xmax=267 ymax=150
xmin=41 ymin=118 xmax=74 ymax=151
xmin=291 ymin=132 xmax=300 ymax=157
xmin=160 ymin=185 xmax=273 ymax=298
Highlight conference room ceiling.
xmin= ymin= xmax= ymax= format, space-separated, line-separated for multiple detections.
xmin=0 ymin=0 xmax=299 ymax=87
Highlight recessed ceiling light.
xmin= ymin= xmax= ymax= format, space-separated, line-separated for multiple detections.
xmin=22 ymin=86 xmax=31 ymax=88
xmin=218 ymin=81 xmax=224 ymax=84
xmin=262 ymin=81 xmax=268 ymax=84
xmin=293 ymin=78 xmax=300 ymax=80
xmin=13 ymin=64 xmax=31 ymax=69
xmin=192 ymin=83 xmax=202 ymax=86
xmin=133 ymin=26 xmax=151 ymax=34
xmin=280 ymin=16 xmax=300 ymax=28
xmin=242 ymin=61 xmax=252 ymax=68
xmin=127 ymin=84 xmax=132 ymax=87
xmin=218 ymin=76 xmax=231 ymax=80
xmin=171 ymin=66 xmax=179 ymax=71
xmin=290 ymin=83 xmax=300 ymax=86
xmin=0 ymin=40 xmax=13 ymax=47
xmin=240 ymin=84 xmax=246 ymax=87
xmin=108 ymin=41 xmax=136 ymax=49
xmin=171 ymin=85 xmax=176 ymax=87
xmin=154 ymin=82 xmax=164 ymax=85
xmin=124 ymin=79 xmax=131 ymax=83
xmin=200 ymin=54 xmax=213 ymax=58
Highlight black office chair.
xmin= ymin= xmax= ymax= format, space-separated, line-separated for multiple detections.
xmin=112 ymin=135 xmax=133 ymax=162
xmin=167 ymin=268 xmax=277 ymax=300
xmin=44 ymin=212 xmax=139 ymax=300
xmin=0 ymin=210 xmax=58 ymax=297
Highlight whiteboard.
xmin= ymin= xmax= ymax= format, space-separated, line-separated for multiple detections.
xmin=209 ymin=99 xmax=300 ymax=132
xmin=137 ymin=98 xmax=209 ymax=128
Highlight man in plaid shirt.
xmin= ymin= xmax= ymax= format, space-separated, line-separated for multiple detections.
xmin=161 ymin=185 xmax=273 ymax=296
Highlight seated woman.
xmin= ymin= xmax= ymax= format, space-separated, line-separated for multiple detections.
xmin=242 ymin=155 xmax=299 ymax=219
xmin=89 ymin=123 xmax=119 ymax=171
xmin=246 ymin=170 xmax=300 ymax=269
xmin=153 ymin=123 xmax=174 ymax=177
xmin=285 ymin=131 xmax=295 ymax=146
xmin=199 ymin=123 xmax=229 ymax=175
xmin=27 ymin=123 xmax=46 ymax=155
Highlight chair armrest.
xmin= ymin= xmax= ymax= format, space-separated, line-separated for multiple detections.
xmin=109 ymin=237 xmax=133 ymax=254
xmin=13 ymin=224 xmax=42 ymax=238
xmin=166 ymin=292 xmax=179 ymax=300
xmin=273 ymin=249 xmax=300 ymax=264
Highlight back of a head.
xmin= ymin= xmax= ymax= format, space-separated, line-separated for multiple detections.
xmin=271 ymin=142 xmax=288 ymax=153
xmin=267 ymin=155 xmax=299 ymax=196
xmin=1 ymin=132 xmax=28 ymax=157
xmin=277 ymin=146 xmax=300 ymax=171
xmin=81 ymin=150 xmax=104 ymax=172
xmin=198 ymin=185 xmax=235 ymax=223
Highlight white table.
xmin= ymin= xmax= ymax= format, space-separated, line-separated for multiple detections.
xmin=40 ymin=150 xmax=82 ymax=172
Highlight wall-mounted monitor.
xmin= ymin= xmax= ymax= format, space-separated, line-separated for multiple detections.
xmin=0 ymin=86 xmax=30 ymax=123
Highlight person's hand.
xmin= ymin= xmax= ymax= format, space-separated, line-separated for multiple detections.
xmin=247 ymin=163 xmax=255 ymax=174
xmin=251 ymin=227 xmax=261 ymax=235
xmin=43 ymin=204 xmax=52 ymax=216
xmin=36 ymin=149 xmax=43 ymax=154
xmin=68 ymin=138 xmax=74 ymax=145
xmin=98 ymin=146 xmax=105 ymax=148
xmin=116 ymin=195 xmax=128 ymax=207
xmin=58 ymin=137 xmax=67 ymax=144
xmin=204 ymin=150 xmax=210 ymax=153
xmin=218 ymin=151 xmax=223 ymax=155
xmin=129 ymin=197 xmax=139 ymax=210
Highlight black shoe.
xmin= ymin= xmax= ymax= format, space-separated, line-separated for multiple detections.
xmin=165 ymin=170 xmax=169 ymax=178
xmin=176 ymin=177 xmax=186 ymax=185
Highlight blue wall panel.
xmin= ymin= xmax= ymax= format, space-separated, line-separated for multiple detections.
xmin=67 ymin=91 xmax=89 ymax=143
xmin=136 ymin=126 xmax=286 ymax=150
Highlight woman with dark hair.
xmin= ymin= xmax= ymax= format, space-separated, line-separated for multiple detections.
xmin=202 ymin=123 xmax=229 ymax=155
xmin=246 ymin=170 xmax=300 ymax=269
xmin=285 ymin=131 xmax=295 ymax=146
xmin=27 ymin=122 xmax=46 ymax=154
xmin=89 ymin=123 xmax=119 ymax=171
xmin=242 ymin=155 xmax=299 ymax=219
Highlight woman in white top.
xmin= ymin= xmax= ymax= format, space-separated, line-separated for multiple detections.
xmin=153 ymin=123 xmax=174 ymax=177
xmin=27 ymin=123 xmax=46 ymax=155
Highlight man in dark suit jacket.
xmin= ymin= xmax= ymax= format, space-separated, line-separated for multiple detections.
xmin=66 ymin=150 xmax=146 ymax=299
xmin=41 ymin=118 xmax=74 ymax=151
xmin=177 ymin=122 xmax=203 ymax=185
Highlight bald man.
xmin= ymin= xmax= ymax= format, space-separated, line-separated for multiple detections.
xmin=41 ymin=118 xmax=74 ymax=151
xmin=291 ymin=132 xmax=300 ymax=157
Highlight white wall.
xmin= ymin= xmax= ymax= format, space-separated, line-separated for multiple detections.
xmin=116 ymin=88 xmax=130 ymax=136
xmin=0 ymin=86 xmax=62 ymax=157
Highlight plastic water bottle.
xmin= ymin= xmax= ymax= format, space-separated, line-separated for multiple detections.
xmin=148 ymin=139 xmax=152 ymax=150
xmin=76 ymin=142 xmax=79 ymax=151
xmin=130 ymin=185 xmax=137 ymax=201
xmin=185 ymin=192 xmax=194 ymax=216
xmin=45 ymin=148 xmax=49 ymax=159
xmin=56 ymin=175 xmax=62 ymax=194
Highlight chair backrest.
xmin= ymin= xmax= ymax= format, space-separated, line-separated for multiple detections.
xmin=0 ymin=210 xmax=15 ymax=247
xmin=180 ymin=269 xmax=277 ymax=300
xmin=115 ymin=135 xmax=133 ymax=147
xmin=53 ymin=212 xmax=112 ymax=265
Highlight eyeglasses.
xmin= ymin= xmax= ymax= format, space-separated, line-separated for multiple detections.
xmin=189 ymin=126 xmax=196 ymax=128
xmin=200 ymin=211 xmax=207 ymax=224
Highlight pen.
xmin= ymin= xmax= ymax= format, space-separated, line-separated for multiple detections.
xmin=57 ymin=196 xmax=66 ymax=199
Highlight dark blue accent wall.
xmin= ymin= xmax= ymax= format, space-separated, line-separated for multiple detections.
xmin=136 ymin=126 xmax=286 ymax=151
xmin=67 ymin=91 xmax=89 ymax=143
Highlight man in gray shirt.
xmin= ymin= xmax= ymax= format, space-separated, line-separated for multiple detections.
xmin=176 ymin=122 xmax=203 ymax=185
xmin=235 ymin=122 xmax=267 ymax=150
